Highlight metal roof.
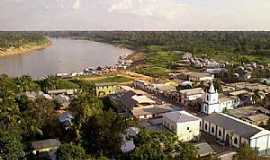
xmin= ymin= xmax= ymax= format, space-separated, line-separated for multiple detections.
xmin=203 ymin=113 xmax=263 ymax=138
xmin=163 ymin=111 xmax=200 ymax=123
xmin=32 ymin=139 xmax=61 ymax=150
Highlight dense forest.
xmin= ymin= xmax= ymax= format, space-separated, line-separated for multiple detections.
xmin=2 ymin=31 xmax=270 ymax=63
xmin=0 ymin=32 xmax=48 ymax=50
xmin=41 ymin=31 xmax=270 ymax=64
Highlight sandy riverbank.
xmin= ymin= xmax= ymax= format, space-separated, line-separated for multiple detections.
xmin=0 ymin=41 xmax=51 ymax=58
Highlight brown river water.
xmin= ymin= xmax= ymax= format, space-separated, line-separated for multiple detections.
xmin=0 ymin=38 xmax=133 ymax=79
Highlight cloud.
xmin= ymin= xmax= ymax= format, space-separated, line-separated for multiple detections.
xmin=108 ymin=0 xmax=189 ymax=20
xmin=0 ymin=0 xmax=270 ymax=30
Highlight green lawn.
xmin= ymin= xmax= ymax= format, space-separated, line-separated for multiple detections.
xmin=136 ymin=66 xmax=169 ymax=78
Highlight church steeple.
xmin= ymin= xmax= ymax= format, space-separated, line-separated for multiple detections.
xmin=208 ymin=82 xmax=216 ymax=94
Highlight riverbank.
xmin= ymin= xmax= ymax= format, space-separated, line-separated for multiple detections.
xmin=0 ymin=40 xmax=51 ymax=57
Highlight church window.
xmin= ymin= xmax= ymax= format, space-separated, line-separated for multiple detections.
xmin=218 ymin=130 xmax=222 ymax=137
xmin=234 ymin=137 xmax=238 ymax=145
xmin=211 ymin=126 xmax=215 ymax=133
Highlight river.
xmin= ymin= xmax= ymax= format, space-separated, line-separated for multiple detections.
xmin=0 ymin=38 xmax=133 ymax=79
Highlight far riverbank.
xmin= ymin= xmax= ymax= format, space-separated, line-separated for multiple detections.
xmin=0 ymin=40 xmax=51 ymax=58
xmin=0 ymin=38 xmax=133 ymax=79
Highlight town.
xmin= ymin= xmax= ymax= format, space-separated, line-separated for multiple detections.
xmin=4 ymin=50 xmax=269 ymax=160
xmin=1 ymin=0 xmax=270 ymax=159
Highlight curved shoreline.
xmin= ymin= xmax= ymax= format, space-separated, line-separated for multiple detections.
xmin=0 ymin=40 xmax=51 ymax=58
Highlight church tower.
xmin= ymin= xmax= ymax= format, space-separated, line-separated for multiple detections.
xmin=201 ymin=82 xmax=220 ymax=114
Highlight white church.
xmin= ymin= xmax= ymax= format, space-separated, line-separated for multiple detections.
xmin=201 ymin=82 xmax=240 ymax=114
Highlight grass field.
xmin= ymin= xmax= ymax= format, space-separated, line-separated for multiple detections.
xmin=78 ymin=75 xmax=133 ymax=84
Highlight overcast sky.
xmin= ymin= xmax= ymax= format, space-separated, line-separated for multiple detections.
xmin=1 ymin=0 xmax=270 ymax=31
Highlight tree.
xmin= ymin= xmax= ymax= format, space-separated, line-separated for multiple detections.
xmin=131 ymin=129 xmax=198 ymax=160
xmin=0 ymin=130 xmax=25 ymax=160
xmin=57 ymin=144 xmax=88 ymax=160
xmin=81 ymin=110 xmax=126 ymax=156
xmin=21 ymin=97 xmax=56 ymax=139
xmin=233 ymin=144 xmax=259 ymax=160
xmin=175 ymin=142 xmax=198 ymax=160
xmin=38 ymin=76 xmax=78 ymax=92
xmin=15 ymin=75 xmax=40 ymax=92
xmin=72 ymin=80 xmax=96 ymax=96
xmin=0 ymin=87 xmax=21 ymax=130
xmin=69 ymin=93 xmax=103 ymax=126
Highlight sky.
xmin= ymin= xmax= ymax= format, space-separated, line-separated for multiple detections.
xmin=0 ymin=0 xmax=270 ymax=31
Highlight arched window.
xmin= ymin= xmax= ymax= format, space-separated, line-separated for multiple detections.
xmin=205 ymin=123 xmax=208 ymax=130
xmin=211 ymin=127 xmax=215 ymax=133
xmin=234 ymin=137 xmax=238 ymax=145
xmin=218 ymin=130 xmax=222 ymax=137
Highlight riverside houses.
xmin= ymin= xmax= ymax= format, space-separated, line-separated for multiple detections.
xmin=202 ymin=113 xmax=270 ymax=155
xmin=163 ymin=111 xmax=201 ymax=142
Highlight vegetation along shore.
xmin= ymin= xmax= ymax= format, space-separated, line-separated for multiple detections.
xmin=0 ymin=32 xmax=50 ymax=57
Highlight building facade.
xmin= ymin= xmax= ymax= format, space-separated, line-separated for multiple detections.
xmin=95 ymin=82 xmax=120 ymax=97
xmin=202 ymin=113 xmax=270 ymax=155
xmin=163 ymin=111 xmax=201 ymax=142
xmin=179 ymin=88 xmax=205 ymax=105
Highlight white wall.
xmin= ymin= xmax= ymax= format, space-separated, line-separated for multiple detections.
xmin=250 ymin=132 xmax=270 ymax=154
xmin=202 ymin=103 xmax=220 ymax=114
xmin=163 ymin=116 xmax=200 ymax=142
xmin=176 ymin=120 xmax=201 ymax=142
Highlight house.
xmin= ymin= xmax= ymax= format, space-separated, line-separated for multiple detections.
xmin=54 ymin=94 xmax=70 ymax=108
xmin=41 ymin=94 xmax=53 ymax=100
xmin=219 ymin=95 xmax=240 ymax=111
xmin=47 ymin=89 xmax=77 ymax=95
xmin=95 ymin=82 xmax=120 ymax=97
xmin=58 ymin=112 xmax=74 ymax=130
xmin=206 ymin=68 xmax=227 ymax=74
xmin=229 ymin=90 xmax=254 ymax=106
xmin=24 ymin=91 xmax=44 ymax=101
xmin=182 ymin=52 xmax=193 ymax=60
xmin=201 ymin=83 xmax=240 ymax=114
xmin=228 ymin=106 xmax=270 ymax=126
xmin=134 ymin=80 xmax=180 ymax=104
xmin=179 ymin=88 xmax=205 ymax=105
xmin=132 ymin=103 xmax=175 ymax=120
xmin=186 ymin=72 xmax=214 ymax=82
xmin=175 ymin=70 xmax=214 ymax=82
xmin=121 ymin=127 xmax=140 ymax=153
xmin=31 ymin=139 xmax=61 ymax=158
xmin=226 ymin=82 xmax=270 ymax=94
xmin=126 ymin=127 xmax=140 ymax=137
xmin=121 ymin=140 xmax=136 ymax=153
xmin=202 ymin=113 xmax=270 ymax=155
xmin=132 ymin=94 xmax=156 ymax=105
xmin=134 ymin=80 xmax=149 ymax=90
xmin=194 ymin=142 xmax=215 ymax=158
xmin=109 ymin=86 xmax=157 ymax=114
xmin=163 ymin=111 xmax=201 ymax=142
